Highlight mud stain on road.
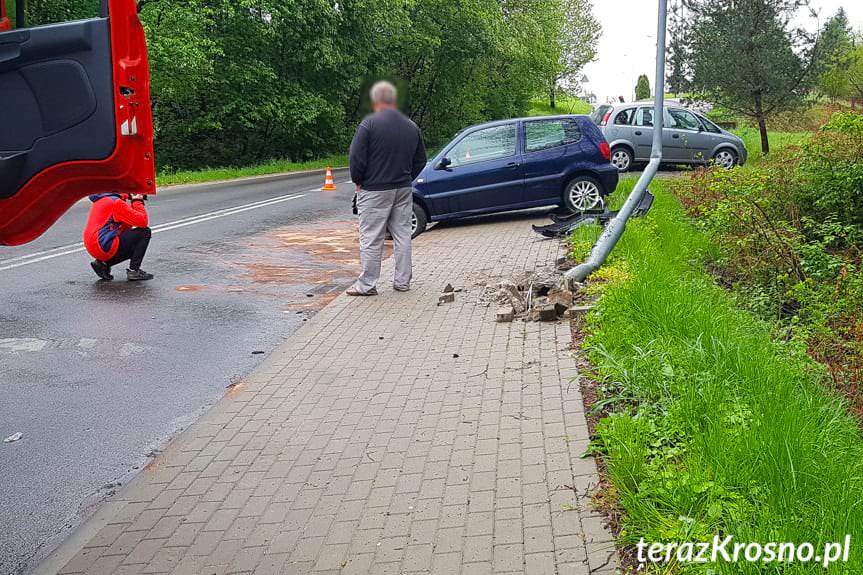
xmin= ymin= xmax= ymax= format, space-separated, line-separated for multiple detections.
xmin=235 ymin=221 xmax=385 ymax=305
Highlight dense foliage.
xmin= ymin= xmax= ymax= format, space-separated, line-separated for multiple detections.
xmin=574 ymin=182 xmax=863 ymax=573
xmin=20 ymin=0 xmax=597 ymax=172
xmin=674 ymin=112 xmax=863 ymax=413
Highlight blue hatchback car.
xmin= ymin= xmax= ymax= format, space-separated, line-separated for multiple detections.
xmin=409 ymin=115 xmax=618 ymax=236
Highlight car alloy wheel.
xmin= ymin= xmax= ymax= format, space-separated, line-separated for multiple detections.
xmin=410 ymin=211 xmax=418 ymax=236
xmin=566 ymin=178 xmax=602 ymax=212
xmin=713 ymin=149 xmax=737 ymax=169
xmin=611 ymin=148 xmax=632 ymax=172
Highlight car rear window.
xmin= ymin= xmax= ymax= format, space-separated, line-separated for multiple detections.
xmin=590 ymin=105 xmax=612 ymax=125
xmin=524 ymin=119 xmax=581 ymax=153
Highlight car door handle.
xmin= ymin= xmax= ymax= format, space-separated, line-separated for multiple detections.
xmin=634 ymin=131 xmax=643 ymax=136
xmin=672 ymin=134 xmax=680 ymax=139
xmin=505 ymin=162 xmax=520 ymax=168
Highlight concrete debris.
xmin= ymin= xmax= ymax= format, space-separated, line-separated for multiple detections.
xmin=443 ymin=283 xmax=454 ymax=293
xmin=547 ymin=288 xmax=574 ymax=316
xmin=4 ymin=432 xmax=23 ymax=443
xmin=477 ymin=266 xmax=586 ymax=322
xmin=569 ymin=305 xmax=595 ymax=314
xmin=438 ymin=292 xmax=455 ymax=305
xmin=496 ymin=307 xmax=515 ymax=323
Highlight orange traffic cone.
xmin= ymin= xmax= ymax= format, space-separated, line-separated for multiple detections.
xmin=321 ymin=167 xmax=337 ymax=191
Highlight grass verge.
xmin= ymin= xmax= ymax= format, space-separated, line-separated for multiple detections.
xmin=528 ymin=96 xmax=593 ymax=117
xmin=155 ymin=155 xmax=348 ymax=187
xmin=575 ymin=178 xmax=863 ymax=572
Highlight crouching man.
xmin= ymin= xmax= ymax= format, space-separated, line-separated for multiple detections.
xmin=83 ymin=192 xmax=154 ymax=281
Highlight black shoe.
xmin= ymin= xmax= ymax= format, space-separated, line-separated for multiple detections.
xmin=127 ymin=268 xmax=154 ymax=281
xmin=90 ymin=260 xmax=113 ymax=281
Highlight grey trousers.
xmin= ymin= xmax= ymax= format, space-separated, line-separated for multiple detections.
xmin=353 ymin=187 xmax=413 ymax=292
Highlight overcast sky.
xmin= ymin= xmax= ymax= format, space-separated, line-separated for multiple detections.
xmin=582 ymin=1 xmax=863 ymax=103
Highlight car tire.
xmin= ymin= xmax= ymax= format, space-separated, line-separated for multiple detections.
xmin=712 ymin=148 xmax=738 ymax=169
xmin=411 ymin=203 xmax=427 ymax=239
xmin=563 ymin=176 xmax=604 ymax=212
xmin=610 ymin=146 xmax=634 ymax=172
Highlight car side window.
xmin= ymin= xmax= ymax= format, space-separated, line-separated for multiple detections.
xmin=448 ymin=124 xmax=517 ymax=167
xmin=697 ymin=114 xmax=722 ymax=134
xmin=669 ymin=108 xmax=701 ymax=131
xmin=524 ymin=119 xmax=581 ymax=153
xmin=614 ymin=108 xmax=636 ymax=125
xmin=634 ymin=107 xmax=654 ymax=127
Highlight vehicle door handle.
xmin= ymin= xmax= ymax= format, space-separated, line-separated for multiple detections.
xmin=505 ymin=162 xmax=520 ymax=168
xmin=634 ymin=131 xmax=643 ymax=136
xmin=672 ymin=134 xmax=680 ymax=139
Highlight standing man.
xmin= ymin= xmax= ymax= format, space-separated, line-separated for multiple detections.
xmin=83 ymin=192 xmax=154 ymax=281
xmin=347 ymin=81 xmax=427 ymax=296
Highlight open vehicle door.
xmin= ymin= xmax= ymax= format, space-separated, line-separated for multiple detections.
xmin=0 ymin=0 xmax=154 ymax=246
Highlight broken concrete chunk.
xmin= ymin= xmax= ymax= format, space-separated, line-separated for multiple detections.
xmin=538 ymin=304 xmax=558 ymax=321
xmin=496 ymin=307 xmax=515 ymax=322
xmin=547 ymin=288 xmax=574 ymax=316
xmin=438 ymin=292 xmax=455 ymax=305
xmin=443 ymin=283 xmax=454 ymax=293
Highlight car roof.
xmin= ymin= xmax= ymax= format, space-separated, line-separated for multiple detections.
xmin=603 ymin=101 xmax=688 ymax=110
xmin=462 ymin=114 xmax=587 ymax=132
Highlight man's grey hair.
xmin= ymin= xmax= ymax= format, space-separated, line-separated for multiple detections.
xmin=370 ymin=81 xmax=397 ymax=105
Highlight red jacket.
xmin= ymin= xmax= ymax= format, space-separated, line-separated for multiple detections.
xmin=83 ymin=194 xmax=149 ymax=261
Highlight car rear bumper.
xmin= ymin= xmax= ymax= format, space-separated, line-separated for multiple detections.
xmin=595 ymin=166 xmax=619 ymax=195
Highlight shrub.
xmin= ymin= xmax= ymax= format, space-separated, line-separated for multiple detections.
xmin=672 ymin=111 xmax=863 ymax=414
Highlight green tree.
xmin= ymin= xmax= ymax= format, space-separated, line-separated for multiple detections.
xmin=635 ymin=74 xmax=651 ymax=100
xmin=26 ymin=0 xmax=582 ymax=171
xmin=686 ymin=0 xmax=818 ymax=155
xmin=546 ymin=0 xmax=600 ymax=110
xmin=814 ymin=9 xmax=856 ymax=100
xmin=666 ymin=0 xmax=691 ymax=94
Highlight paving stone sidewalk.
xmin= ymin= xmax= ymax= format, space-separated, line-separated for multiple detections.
xmin=43 ymin=216 xmax=617 ymax=575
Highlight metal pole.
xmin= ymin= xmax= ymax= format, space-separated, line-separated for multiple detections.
xmin=565 ymin=0 xmax=668 ymax=283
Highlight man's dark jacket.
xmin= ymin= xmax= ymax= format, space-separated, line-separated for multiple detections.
xmin=349 ymin=108 xmax=427 ymax=191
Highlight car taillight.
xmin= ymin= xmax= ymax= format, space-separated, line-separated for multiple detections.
xmin=601 ymin=111 xmax=612 ymax=126
xmin=599 ymin=142 xmax=611 ymax=161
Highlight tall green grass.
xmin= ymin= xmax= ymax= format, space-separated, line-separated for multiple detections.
xmin=731 ymin=128 xmax=810 ymax=164
xmin=581 ymin=181 xmax=863 ymax=573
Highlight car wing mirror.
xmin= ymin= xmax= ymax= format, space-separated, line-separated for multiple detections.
xmin=436 ymin=157 xmax=453 ymax=170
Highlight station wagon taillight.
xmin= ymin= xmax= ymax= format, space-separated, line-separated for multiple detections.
xmin=599 ymin=142 xmax=611 ymax=161
xmin=600 ymin=111 xmax=612 ymax=126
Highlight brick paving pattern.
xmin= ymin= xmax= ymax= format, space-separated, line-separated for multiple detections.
xmin=47 ymin=216 xmax=617 ymax=575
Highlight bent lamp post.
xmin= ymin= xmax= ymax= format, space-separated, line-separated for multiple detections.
xmin=565 ymin=0 xmax=668 ymax=283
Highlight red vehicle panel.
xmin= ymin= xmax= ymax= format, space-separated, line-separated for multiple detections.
xmin=0 ymin=0 xmax=155 ymax=246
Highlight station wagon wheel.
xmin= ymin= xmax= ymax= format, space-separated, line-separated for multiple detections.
xmin=611 ymin=146 xmax=633 ymax=172
xmin=713 ymin=149 xmax=738 ymax=169
xmin=564 ymin=176 xmax=603 ymax=212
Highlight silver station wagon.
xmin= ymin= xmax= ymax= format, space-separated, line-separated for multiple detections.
xmin=591 ymin=101 xmax=747 ymax=172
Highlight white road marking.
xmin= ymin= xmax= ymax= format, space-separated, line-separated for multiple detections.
xmin=0 ymin=192 xmax=309 ymax=272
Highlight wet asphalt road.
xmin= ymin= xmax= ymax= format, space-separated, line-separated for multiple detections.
xmin=0 ymin=169 xmax=356 ymax=575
